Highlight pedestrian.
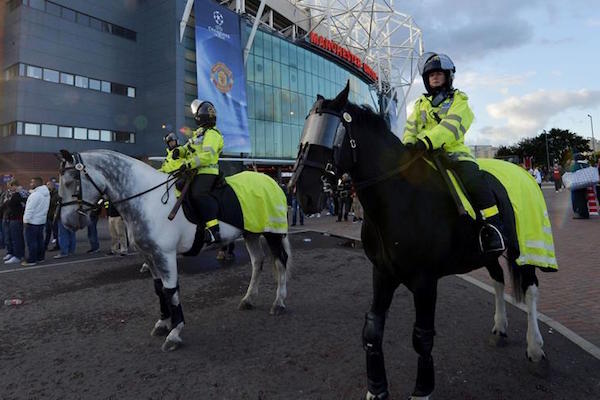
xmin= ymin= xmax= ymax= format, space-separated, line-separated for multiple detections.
xmin=290 ymin=185 xmax=304 ymax=226
xmin=352 ymin=189 xmax=364 ymax=222
xmin=533 ymin=166 xmax=542 ymax=189
xmin=336 ymin=173 xmax=352 ymax=222
xmin=53 ymin=201 xmax=76 ymax=259
xmin=106 ymin=202 xmax=128 ymax=256
xmin=0 ymin=180 xmax=25 ymax=264
xmin=22 ymin=177 xmax=50 ymax=266
xmin=552 ymin=163 xmax=563 ymax=192
xmin=0 ymin=183 xmax=7 ymax=250
xmin=86 ymin=207 xmax=100 ymax=253
xmin=569 ymin=154 xmax=590 ymax=219
xmin=44 ymin=180 xmax=60 ymax=251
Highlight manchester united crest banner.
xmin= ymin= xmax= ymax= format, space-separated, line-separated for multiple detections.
xmin=194 ymin=0 xmax=250 ymax=153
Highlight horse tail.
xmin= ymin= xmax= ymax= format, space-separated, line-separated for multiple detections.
xmin=263 ymin=233 xmax=292 ymax=280
xmin=507 ymin=257 xmax=526 ymax=303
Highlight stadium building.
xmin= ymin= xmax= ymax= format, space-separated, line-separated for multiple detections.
xmin=0 ymin=0 xmax=421 ymax=181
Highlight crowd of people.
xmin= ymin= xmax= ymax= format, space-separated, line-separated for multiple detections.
xmin=287 ymin=173 xmax=364 ymax=225
xmin=0 ymin=177 xmax=130 ymax=266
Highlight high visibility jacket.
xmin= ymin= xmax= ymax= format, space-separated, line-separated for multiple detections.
xmin=183 ymin=127 xmax=224 ymax=175
xmin=158 ymin=147 xmax=185 ymax=174
xmin=403 ymin=90 xmax=475 ymax=161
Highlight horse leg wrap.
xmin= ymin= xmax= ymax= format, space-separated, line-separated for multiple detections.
xmin=412 ymin=325 xmax=435 ymax=397
xmin=363 ymin=312 xmax=388 ymax=396
xmin=154 ymin=279 xmax=171 ymax=320
xmin=163 ymin=286 xmax=185 ymax=328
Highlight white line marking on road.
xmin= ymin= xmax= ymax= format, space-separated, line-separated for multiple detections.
xmin=458 ymin=274 xmax=600 ymax=361
xmin=0 ymin=255 xmax=132 ymax=274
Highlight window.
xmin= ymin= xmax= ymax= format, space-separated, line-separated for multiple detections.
xmin=111 ymin=83 xmax=127 ymax=96
xmin=114 ymin=131 xmax=134 ymax=143
xmin=100 ymin=130 xmax=112 ymax=142
xmin=75 ymin=75 xmax=88 ymax=88
xmin=41 ymin=124 xmax=58 ymax=137
xmin=46 ymin=2 xmax=61 ymax=17
xmin=29 ymin=0 xmax=45 ymax=11
xmin=77 ymin=12 xmax=89 ymax=27
xmin=16 ymin=122 xmax=23 ymax=135
xmin=43 ymin=68 xmax=59 ymax=83
xmin=60 ymin=72 xmax=74 ymax=85
xmin=74 ymin=127 xmax=87 ymax=140
xmin=26 ymin=65 xmax=42 ymax=79
xmin=101 ymin=21 xmax=111 ymax=33
xmin=24 ymin=123 xmax=40 ymax=136
xmin=62 ymin=8 xmax=76 ymax=22
xmin=101 ymin=81 xmax=111 ymax=93
xmin=87 ymin=129 xmax=99 ymax=140
xmin=59 ymin=126 xmax=72 ymax=138
xmin=127 ymin=87 xmax=135 ymax=98
xmin=89 ymin=79 xmax=101 ymax=91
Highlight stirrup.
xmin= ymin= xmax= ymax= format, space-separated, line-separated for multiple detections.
xmin=204 ymin=227 xmax=221 ymax=245
xmin=478 ymin=223 xmax=505 ymax=254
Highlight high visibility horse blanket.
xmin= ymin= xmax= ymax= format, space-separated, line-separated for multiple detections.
xmin=438 ymin=158 xmax=558 ymax=271
xmin=225 ymin=171 xmax=288 ymax=234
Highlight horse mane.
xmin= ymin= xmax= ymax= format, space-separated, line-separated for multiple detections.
xmin=81 ymin=149 xmax=159 ymax=173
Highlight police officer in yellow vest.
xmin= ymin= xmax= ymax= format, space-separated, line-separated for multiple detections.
xmin=158 ymin=132 xmax=185 ymax=174
xmin=183 ymin=99 xmax=224 ymax=245
xmin=403 ymin=52 xmax=504 ymax=253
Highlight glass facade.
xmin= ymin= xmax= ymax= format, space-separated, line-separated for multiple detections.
xmin=243 ymin=26 xmax=376 ymax=159
xmin=183 ymin=16 xmax=376 ymax=160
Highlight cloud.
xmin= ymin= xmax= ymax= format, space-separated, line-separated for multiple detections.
xmin=587 ymin=18 xmax=600 ymax=27
xmin=456 ymin=71 xmax=536 ymax=90
xmin=471 ymin=89 xmax=600 ymax=145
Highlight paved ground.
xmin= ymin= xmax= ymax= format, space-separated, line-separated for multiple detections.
xmin=1 ymin=232 xmax=600 ymax=399
xmin=291 ymin=184 xmax=600 ymax=349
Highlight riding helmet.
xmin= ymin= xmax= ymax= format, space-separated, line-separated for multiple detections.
xmin=418 ymin=52 xmax=456 ymax=95
xmin=190 ymin=99 xmax=217 ymax=128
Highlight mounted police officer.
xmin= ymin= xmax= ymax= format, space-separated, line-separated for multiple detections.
xmin=402 ymin=52 xmax=504 ymax=253
xmin=158 ymin=132 xmax=185 ymax=174
xmin=182 ymin=99 xmax=224 ymax=245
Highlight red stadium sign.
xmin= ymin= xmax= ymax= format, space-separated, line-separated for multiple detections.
xmin=308 ymin=32 xmax=378 ymax=82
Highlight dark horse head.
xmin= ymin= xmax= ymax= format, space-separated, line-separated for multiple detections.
xmin=290 ymin=81 xmax=407 ymax=214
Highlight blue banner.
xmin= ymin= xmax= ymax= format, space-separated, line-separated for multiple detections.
xmin=194 ymin=0 xmax=250 ymax=154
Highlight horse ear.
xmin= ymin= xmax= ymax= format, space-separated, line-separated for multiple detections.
xmin=59 ymin=149 xmax=73 ymax=163
xmin=316 ymin=94 xmax=325 ymax=101
xmin=330 ymin=81 xmax=350 ymax=110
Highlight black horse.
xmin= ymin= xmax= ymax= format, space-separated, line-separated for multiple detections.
xmin=290 ymin=83 xmax=549 ymax=399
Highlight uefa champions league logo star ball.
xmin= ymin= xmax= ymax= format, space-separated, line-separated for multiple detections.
xmin=213 ymin=11 xmax=224 ymax=26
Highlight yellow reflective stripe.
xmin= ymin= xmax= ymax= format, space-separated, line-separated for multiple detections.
xmin=446 ymin=114 xmax=462 ymax=123
xmin=420 ymin=110 xmax=427 ymax=123
xmin=440 ymin=121 xmax=460 ymax=140
xmin=193 ymin=155 xmax=202 ymax=167
xmin=481 ymin=205 xmax=499 ymax=218
xmin=459 ymin=125 xmax=466 ymax=134
xmin=205 ymin=219 xmax=219 ymax=228
xmin=516 ymin=254 xmax=558 ymax=267
xmin=405 ymin=126 xmax=417 ymax=134
xmin=202 ymin=146 xmax=217 ymax=155
xmin=525 ymin=240 xmax=556 ymax=252
xmin=542 ymin=226 xmax=553 ymax=235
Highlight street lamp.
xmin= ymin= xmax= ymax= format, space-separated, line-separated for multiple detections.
xmin=588 ymin=114 xmax=595 ymax=152
xmin=544 ymin=131 xmax=551 ymax=172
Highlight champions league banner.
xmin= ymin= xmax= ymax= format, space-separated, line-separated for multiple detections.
xmin=194 ymin=0 xmax=250 ymax=154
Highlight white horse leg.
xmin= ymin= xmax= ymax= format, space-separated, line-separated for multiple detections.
xmin=157 ymin=252 xmax=184 ymax=352
xmin=270 ymin=247 xmax=288 ymax=316
xmin=239 ymin=234 xmax=264 ymax=310
xmin=492 ymin=280 xmax=508 ymax=337
xmin=525 ymin=284 xmax=545 ymax=362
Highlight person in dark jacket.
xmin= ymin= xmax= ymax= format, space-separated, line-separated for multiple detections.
xmin=336 ymin=174 xmax=353 ymax=222
xmin=45 ymin=181 xmax=60 ymax=251
xmin=0 ymin=180 xmax=26 ymax=264
xmin=53 ymin=200 xmax=77 ymax=259
xmin=570 ymin=154 xmax=591 ymax=219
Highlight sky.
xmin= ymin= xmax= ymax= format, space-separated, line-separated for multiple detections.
xmin=399 ymin=0 xmax=600 ymax=147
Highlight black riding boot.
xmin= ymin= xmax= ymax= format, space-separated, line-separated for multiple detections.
xmin=204 ymin=224 xmax=221 ymax=245
xmin=479 ymin=214 xmax=505 ymax=254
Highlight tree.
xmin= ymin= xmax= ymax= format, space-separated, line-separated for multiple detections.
xmin=494 ymin=128 xmax=591 ymax=168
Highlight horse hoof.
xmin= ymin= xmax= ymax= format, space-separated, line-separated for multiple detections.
xmin=408 ymin=396 xmax=430 ymax=400
xmin=151 ymin=326 xmax=170 ymax=337
xmin=488 ymin=332 xmax=508 ymax=347
xmin=526 ymin=348 xmax=546 ymax=363
xmin=270 ymin=305 xmax=286 ymax=316
xmin=527 ymin=355 xmax=550 ymax=378
xmin=365 ymin=390 xmax=389 ymax=400
xmin=238 ymin=300 xmax=255 ymax=310
xmin=161 ymin=339 xmax=182 ymax=352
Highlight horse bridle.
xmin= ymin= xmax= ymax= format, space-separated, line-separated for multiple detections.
xmin=289 ymin=104 xmax=423 ymax=191
xmin=59 ymin=153 xmax=107 ymax=215
xmin=59 ymin=152 xmax=180 ymax=215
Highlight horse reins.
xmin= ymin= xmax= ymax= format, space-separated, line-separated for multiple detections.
xmin=59 ymin=152 xmax=180 ymax=215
